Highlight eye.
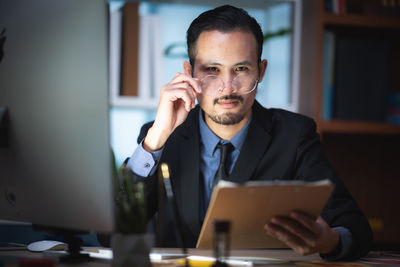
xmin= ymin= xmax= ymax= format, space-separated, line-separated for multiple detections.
xmin=236 ymin=66 xmax=249 ymax=72
xmin=206 ymin=66 xmax=219 ymax=72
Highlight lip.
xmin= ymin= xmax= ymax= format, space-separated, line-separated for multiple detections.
xmin=216 ymin=99 xmax=240 ymax=108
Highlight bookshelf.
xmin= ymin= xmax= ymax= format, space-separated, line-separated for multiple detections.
xmin=299 ymin=1 xmax=400 ymax=247
xmin=318 ymin=120 xmax=400 ymax=135
xmin=300 ymin=1 xmax=400 ymax=135
xmin=323 ymin=13 xmax=400 ymax=28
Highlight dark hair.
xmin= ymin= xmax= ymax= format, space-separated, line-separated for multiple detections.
xmin=186 ymin=5 xmax=263 ymax=67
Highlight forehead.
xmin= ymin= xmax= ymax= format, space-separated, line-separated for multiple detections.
xmin=194 ymin=30 xmax=258 ymax=65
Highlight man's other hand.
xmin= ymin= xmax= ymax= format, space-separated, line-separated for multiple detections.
xmin=264 ymin=211 xmax=340 ymax=256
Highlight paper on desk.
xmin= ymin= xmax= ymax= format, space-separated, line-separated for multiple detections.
xmin=88 ymin=250 xmax=252 ymax=266
xmin=88 ymin=249 xmax=113 ymax=260
xmin=87 ymin=250 xmax=185 ymax=261
xmin=88 ymin=250 xmax=185 ymax=261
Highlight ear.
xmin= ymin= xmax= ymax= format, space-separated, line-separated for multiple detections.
xmin=258 ymin=59 xmax=268 ymax=83
xmin=183 ymin=61 xmax=192 ymax=76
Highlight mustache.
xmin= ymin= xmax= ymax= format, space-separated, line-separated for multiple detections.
xmin=214 ymin=95 xmax=243 ymax=105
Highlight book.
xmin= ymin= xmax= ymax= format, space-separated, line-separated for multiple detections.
xmin=325 ymin=0 xmax=348 ymax=14
xmin=333 ymin=37 xmax=388 ymax=122
xmin=387 ymin=93 xmax=400 ymax=124
xmin=196 ymin=179 xmax=334 ymax=249
xmin=322 ymin=31 xmax=336 ymax=120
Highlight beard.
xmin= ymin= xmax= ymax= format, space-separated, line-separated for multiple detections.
xmin=207 ymin=95 xmax=245 ymax=125
xmin=207 ymin=112 xmax=245 ymax=125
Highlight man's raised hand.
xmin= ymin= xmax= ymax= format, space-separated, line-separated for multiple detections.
xmin=143 ymin=73 xmax=201 ymax=152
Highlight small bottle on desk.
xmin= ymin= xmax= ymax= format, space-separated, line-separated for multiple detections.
xmin=212 ymin=220 xmax=231 ymax=267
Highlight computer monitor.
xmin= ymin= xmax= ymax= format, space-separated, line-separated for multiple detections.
xmin=0 ymin=0 xmax=114 ymax=238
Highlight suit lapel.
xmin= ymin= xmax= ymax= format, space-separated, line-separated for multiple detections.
xmin=228 ymin=102 xmax=273 ymax=183
xmin=178 ymin=109 xmax=202 ymax=237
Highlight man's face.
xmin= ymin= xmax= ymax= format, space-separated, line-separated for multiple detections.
xmin=187 ymin=30 xmax=266 ymax=126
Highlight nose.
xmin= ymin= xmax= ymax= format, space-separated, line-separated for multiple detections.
xmin=221 ymin=75 xmax=235 ymax=94
xmin=222 ymin=80 xmax=234 ymax=94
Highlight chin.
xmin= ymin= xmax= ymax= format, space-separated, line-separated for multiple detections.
xmin=208 ymin=112 xmax=245 ymax=125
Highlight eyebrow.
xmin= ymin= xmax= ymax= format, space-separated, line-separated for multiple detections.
xmin=203 ymin=61 xmax=222 ymax=66
xmin=202 ymin=61 xmax=254 ymax=67
xmin=234 ymin=61 xmax=253 ymax=66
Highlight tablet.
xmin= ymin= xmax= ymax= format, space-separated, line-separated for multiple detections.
xmin=196 ymin=179 xmax=334 ymax=249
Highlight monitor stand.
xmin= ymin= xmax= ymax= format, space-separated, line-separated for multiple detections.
xmin=33 ymin=225 xmax=91 ymax=264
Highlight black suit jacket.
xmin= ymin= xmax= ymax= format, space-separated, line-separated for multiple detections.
xmin=135 ymin=101 xmax=372 ymax=260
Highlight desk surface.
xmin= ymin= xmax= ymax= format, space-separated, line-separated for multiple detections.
xmin=0 ymin=247 xmax=398 ymax=266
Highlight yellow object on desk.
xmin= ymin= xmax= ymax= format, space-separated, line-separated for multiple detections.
xmin=175 ymin=255 xmax=252 ymax=266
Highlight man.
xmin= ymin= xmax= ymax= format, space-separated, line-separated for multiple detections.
xmin=127 ymin=5 xmax=372 ymax=260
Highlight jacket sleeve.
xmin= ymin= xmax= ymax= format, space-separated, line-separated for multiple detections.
xmin=132 ymin=121 xmax=161 ymax=222
xmin=294 ymin=117 xmax=373 ymax=260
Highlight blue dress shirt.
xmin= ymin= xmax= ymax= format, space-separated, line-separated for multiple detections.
xmin=198 ymin=110 xmax=250 ymax=208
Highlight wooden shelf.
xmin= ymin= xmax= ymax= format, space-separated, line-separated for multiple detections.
xmin=318 ymin=120 xmax=400 ymax=135
xmin=323 ymin=13 xmax=400 ymax=28
xmin=300 ymin=2 xmax=400 ymax=246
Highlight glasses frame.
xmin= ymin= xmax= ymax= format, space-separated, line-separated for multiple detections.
xmin=199 ymin=74 xmax=259 ymax=96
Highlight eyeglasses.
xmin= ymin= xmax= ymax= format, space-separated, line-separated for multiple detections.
xmin=199 ymin=74 xmax=258 ymax=96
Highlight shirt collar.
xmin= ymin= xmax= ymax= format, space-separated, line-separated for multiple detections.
xmin=199 ymin=109 xmax=251 ymax=156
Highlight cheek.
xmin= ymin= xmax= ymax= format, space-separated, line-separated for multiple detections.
xmin=242 ymin=92 xmax=256 ymax=107
xmin=197 ymin=94 xmax=212 ymax=107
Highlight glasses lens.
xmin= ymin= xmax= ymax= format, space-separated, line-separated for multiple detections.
xmin=200 ymin=75 xmax=223 ymax=96
xmin=200 ymin=74 xmax=258 ymax=95
xmin=232 ymin=75 xmax=258 ymax=94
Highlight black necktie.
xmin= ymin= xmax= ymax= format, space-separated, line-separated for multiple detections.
xmin=213 ymin=142 xmax=234 ymax=187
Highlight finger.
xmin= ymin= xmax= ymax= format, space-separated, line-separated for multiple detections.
xmin=264 ymin=223 xmax=306 ymax=247
xmin=172 ymin=82 xmax=197 ymax=99
xmin=164 ymin=80 xmax=198 ymax=109
xmin=264 ymin=223 xmax=316 ymax=256
xmin=163 ymin=87 xmax=196 ymax=112
xmin=171 ymin=73 xmax=201 ymax=93
xmin=271 ymin=216 xmax=318 ymax=248
xmin=174 ymin=91 xmax=194 ymax=112
xmin=290 ymin=211 xmax=322 ymax=235
xmin=165 ymin=82 xmax=196 ymax=109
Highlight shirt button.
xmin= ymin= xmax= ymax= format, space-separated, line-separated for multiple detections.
xmin=144 ymin=163 xmax=150 ymax=168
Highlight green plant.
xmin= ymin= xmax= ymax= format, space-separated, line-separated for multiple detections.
xmin=114 ymin=164 xmax=147 ymax=234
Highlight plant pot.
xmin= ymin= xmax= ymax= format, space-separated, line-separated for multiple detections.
xmin=111 ymin=233 xmax=153 ymax=267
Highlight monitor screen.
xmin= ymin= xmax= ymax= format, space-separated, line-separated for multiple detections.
xmin=0 ymin=0 xmax=114 ymax=234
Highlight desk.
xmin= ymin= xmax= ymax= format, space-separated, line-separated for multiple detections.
xmin=0 ymin=248 xmax=398 ymax=266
